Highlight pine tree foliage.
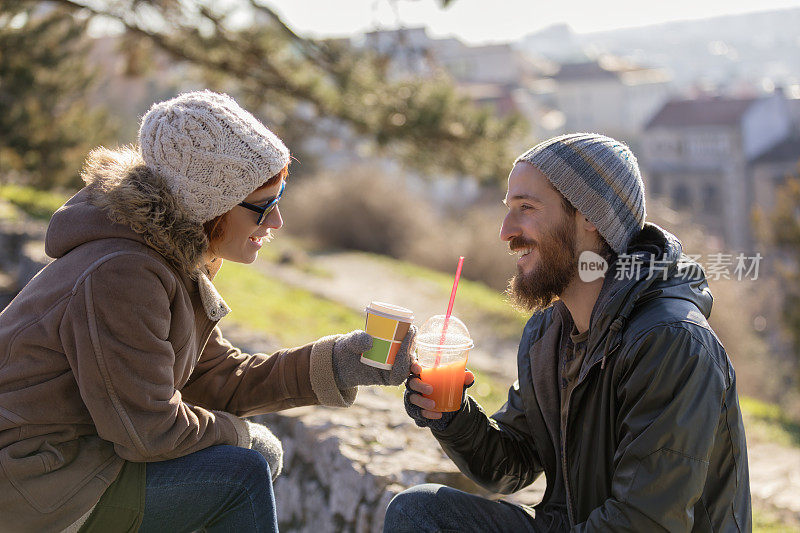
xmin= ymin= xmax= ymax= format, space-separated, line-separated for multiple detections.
xmin=51 ymin=0 xmax=527 ymax=184
xmin=0 ymin=1 xmax=113 ymax=188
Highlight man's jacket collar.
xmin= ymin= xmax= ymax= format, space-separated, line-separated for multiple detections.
xmin=553 ymin=222 xmax=713 ymax=371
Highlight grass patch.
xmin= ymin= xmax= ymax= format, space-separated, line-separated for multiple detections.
xmin=740 ymin=396 xmax=800 ymax=448
xmin=0 ymin=199 xmax=23 ymax=222
xmin=358 ymin=252 xmax=528 ymax=339
xmin=753 ymin=508 xmax=798 ymax=532
xmin=468 ymin=367 xmax=511 ymax=415
xmin=0 ymin=185 xmax=70 ymax=221
xmin=214 ymin=260 xmax=362 ymax=347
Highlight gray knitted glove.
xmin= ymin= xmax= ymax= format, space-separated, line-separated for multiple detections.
xmin=245 ymin=420 xmax=283 ymax=481
xmin=332 ymin=326 xmax=417 ymax=389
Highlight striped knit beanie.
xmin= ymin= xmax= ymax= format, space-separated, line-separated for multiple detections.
xmin=138 ymin=90 xmax=290 ymax=224
xmin=515 ymin=133 xmax=646 ymax=254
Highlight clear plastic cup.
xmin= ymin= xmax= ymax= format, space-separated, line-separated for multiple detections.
xmin=415 ymin=315 xmax=474 ymax=412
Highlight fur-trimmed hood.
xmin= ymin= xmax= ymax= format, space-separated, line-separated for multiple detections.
xmin=45 ymin=146 xmax=230 ymax=320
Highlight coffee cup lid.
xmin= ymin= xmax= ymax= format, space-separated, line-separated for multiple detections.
xmin=365 ymin=301 xmax=414 ymax=321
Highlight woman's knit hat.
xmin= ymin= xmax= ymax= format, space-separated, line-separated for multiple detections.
xmin=515 ymin=132 xmax=646 ymax=254
xmin=138 ymin=90 xmax=290 ymax=224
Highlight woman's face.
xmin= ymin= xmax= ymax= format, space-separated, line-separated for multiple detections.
xmin=213 ymin=178 xmax=285 ymax=264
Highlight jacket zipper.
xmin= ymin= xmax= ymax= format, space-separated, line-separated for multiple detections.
xmin=562 ymin=420 xmax=575 ymax=525
xmin=562 ymin=341 xmax=621 ymax=526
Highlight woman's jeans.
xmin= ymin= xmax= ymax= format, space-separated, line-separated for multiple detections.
xmin=139 ymin=445 xmax=278 ymax=533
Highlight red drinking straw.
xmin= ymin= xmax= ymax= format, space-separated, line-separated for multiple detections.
xmin=434 ymin=256 xmax=465 ymax=367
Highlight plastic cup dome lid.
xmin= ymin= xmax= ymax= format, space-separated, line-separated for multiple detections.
xmin=417 ymin=314 xmax=473 ymax=350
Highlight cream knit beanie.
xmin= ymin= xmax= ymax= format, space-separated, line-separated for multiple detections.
xmin=138 ymin=90 xmax=290 ymax=224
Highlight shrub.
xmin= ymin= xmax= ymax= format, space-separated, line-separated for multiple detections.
xmin=281 ymin=166 xmax=434 ymax=258
xmin=404 ymin=203 xmax=514 ymax=291
xmin=0 ymin=184 xmax=70 ymax=220
xmin=282 ymin=167 xmax=515 ymax=290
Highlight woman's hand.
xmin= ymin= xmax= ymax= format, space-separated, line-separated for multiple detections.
xmin=244 ymin=420 xmax=283 ymax=481
xmin=331 ymin=326 xmax=417 ymax=389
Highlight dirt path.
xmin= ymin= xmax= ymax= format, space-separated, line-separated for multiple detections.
xmin=746 ymin=441 xmax=800 ymax=524
xmin=253 ymin=249 xmax=800 ymax=525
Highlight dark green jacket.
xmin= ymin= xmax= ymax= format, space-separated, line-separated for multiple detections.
xmin=433 ymin=224 xmax=751 ymax=531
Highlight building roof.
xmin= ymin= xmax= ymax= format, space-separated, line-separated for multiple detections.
xmin=645 ymin=97 xmax=758 ymax=129
xmin=750 ymin=134 xmax=800 ymax=164
xmin=552 ymin=61 xmax=618 ymax=82
xmin=618 ymin=68 xmax=671 ymax=86
xmin=364 ymin=26 xmax=428 ymax=39
xmin=455 ymin=83 xmax=518 ymax=115
xmin=551 ymin=57 xmax=667 ymax=85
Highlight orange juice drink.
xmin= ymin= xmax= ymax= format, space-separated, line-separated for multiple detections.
xmin=415 ymin=314 xmax=474 ymax=413
xmin=419 ymin=358 xmax=468 ymax=412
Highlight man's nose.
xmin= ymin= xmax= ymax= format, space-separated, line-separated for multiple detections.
xmin=499 ymin=212 xmax=519 ymax=242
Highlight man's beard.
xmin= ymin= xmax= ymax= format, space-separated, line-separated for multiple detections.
xmin=506 ymin=216 xmax=578 ymax=313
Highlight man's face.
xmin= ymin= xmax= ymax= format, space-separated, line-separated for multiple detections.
xmin=500 ymin=162 xmax=578 ymax=312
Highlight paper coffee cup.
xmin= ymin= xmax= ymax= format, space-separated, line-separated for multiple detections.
xmin=361 ymin=301 xmax=414 ymax=370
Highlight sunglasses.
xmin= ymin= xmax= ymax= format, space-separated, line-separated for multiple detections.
xmin=237 ymin=181 xmax=285 ymax=225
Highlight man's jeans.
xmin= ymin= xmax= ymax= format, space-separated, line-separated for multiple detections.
xmin=384 ymin=483 xmax=565 ymax=533
xmin=139 ymin=445 xmax=278 ymax=533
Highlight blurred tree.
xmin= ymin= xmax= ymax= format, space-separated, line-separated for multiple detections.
xmin=50 ymin=0 xmax=526 ymax=184
xmin=0 ymin=1 xmax=114 ymax=189
xmin=767 ymin=168 xmax=800 ymax=368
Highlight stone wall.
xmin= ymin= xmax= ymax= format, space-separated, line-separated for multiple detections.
xmin=251 ymin=388 xmax=544 ymax=533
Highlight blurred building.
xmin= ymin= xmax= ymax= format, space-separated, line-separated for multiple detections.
xmin=360 ymin=27 xmax=546 ymax=85
xmin=361 ymin=27 xmax=437 ymax=79
xmin=787 ymin=90 xmax=800 ymax=126
xmin=641 ymin=91 xmax=795 ymax=250
xmin=545 ymin=56 xmax=672 ymax=142
xmin=430 ymin=41 xmax=542 ymax=86
xmin=86 ymin=36 xmax=190 ymax=142
xmin=522 ymin=9 xmax=800 ymax=97
xmin=356 ymin=27 xmax=552 ymax=129
xmin=750 ymin=133 xmax=800 ymax=213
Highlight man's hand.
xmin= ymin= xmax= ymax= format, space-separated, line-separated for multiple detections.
xmin=404 ymin=362 xmax=474 ymax=430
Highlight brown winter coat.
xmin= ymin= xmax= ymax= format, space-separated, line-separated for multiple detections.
xmin=0 ymin=149 xmax=354 ymax=532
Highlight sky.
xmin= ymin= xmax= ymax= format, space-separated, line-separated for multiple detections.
xmin=266 ymin=0 xmax=800 ymax=44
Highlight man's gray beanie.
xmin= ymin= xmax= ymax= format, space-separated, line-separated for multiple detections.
xmin=515 ymin=132 xmax=646 ymax=254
